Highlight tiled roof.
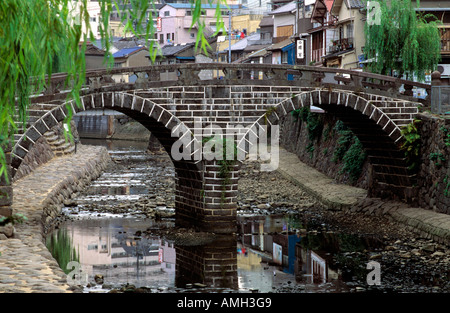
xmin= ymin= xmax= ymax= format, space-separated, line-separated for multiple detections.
xmin=347 ymin=0 xmax=365 ymax=8
xmin=163 ymin=3 xmax=240 ymax=10
xmin=259 ymin=15 xmax=274 ymax=27
xmin=221 ymin=33 xmax=260 ymax=52
xmin=266 ymin=38 xmax=294 ymax=51
xmin=112 ymin=46 xmax=146 ymax=58
xmin=161 ymin=43 xmax=194 ymax=56
xmin=84 ymin=43 xmax=105 ymax=56
xmin=268 ymin=1 xmax=296 ymax=15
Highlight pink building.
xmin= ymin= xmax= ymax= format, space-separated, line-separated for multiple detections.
xmin=157 ymin=3 xmax=231 ymax=46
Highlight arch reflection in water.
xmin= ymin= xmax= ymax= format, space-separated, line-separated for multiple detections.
xmin=59 ymin=218 xmax=240 ymax=290
xmin=175 ymin=235 xmax=238 ymax=289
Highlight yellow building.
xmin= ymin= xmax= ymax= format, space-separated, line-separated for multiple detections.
xmin=216 ymin=13 xmax=264 ymax=63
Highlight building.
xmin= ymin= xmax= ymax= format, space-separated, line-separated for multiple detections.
xmin=84 ymin=42 xmax=107 ymax=70
xmin=322 ymin=0 xmax=365 ymax=69
xmin=307 ymin=0 xmax=335 ymax=65
xmin=219 ymin=33 xmax=262 ymax=63
xmin=268 ymin=1 xmax=296 ymax=43
xmin=112 ymin=46 xmax=149 ymax=82
xmin=70 ymin=0 xmax=102 ymax=39
xmin=265 ymin=2 xmax=297 ymax=70
xmin=267 ymin=37 xmax=295 ymax=65
xmin=153 ymin=42 xmax=216 ymax=80
xmin=109 ymin=1 xmax=165 ymax=38
xmin=157 ymin=3 xmax=230 ymax=46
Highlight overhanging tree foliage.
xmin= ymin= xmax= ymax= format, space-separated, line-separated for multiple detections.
xmin=364 ymin=0 xmax=441 ymax=80
xmin=0 ymin=0 xmax=226 ymax=183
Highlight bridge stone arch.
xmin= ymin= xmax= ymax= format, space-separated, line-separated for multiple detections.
xmin=6 ymin=63 xmax=433 ymax=232
xmin=12 ymin=91 xmax=241 ymax=233
xmin=239 ymin=88 xmax=421 ymax=202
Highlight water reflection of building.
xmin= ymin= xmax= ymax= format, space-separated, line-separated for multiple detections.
xmin=237 ymin=215 xmax=301 ymax=275
xmin=67 ymin=219 xmax=176 ymax=286
xmin=237 ymin=215 xmax=344 ymax=286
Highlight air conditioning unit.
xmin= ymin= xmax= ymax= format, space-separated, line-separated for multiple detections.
xmin=437 ymin=64 xmax=450 ymax=77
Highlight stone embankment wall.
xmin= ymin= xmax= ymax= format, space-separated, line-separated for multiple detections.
xmin=279 ymin=110 xmax=450 ymax=216
xmin=1 ymin=122 xmax=111 ymax=239
xmin=14 ymin=121 xmax=79 ymax=181
xmin=415 ymin=113 xmax=450 ymax=215
xmin=279 ymin=112 xmax=370 ymax=190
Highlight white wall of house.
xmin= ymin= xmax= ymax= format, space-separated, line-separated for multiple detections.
xmin=158 ymin=5 xmax=230 ymax=46
xmin=273 ymin=13 xmax=295 ymax=37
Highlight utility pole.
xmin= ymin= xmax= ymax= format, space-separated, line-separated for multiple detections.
xmin=228 ymin=10 xmax=232 ymax=63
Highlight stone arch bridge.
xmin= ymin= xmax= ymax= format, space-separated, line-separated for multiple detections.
xmin=7 ymin=63 xmax=430 ymax=233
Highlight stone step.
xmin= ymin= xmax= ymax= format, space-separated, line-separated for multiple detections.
xmin=372 ymin=171 xmax=416 ymax=187
xmin=49 ymin=138 xmax=67 ymax=149
xmin=44 ymin=133 xmax=59 ymax=143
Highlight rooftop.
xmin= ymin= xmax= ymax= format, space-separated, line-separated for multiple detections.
xmin=162 ymin=3 xmax=241 ymax=10
xmin=112 ymin=46 xmax=146 ymax=58
xmin=160 ymin=43 xmax=194 ymax=56
xmin=268 ymin=1 xmax=296 ymax=15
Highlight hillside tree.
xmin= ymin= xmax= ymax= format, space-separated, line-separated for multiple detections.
xmin=364 ymin=0 xmax=441 ymax=80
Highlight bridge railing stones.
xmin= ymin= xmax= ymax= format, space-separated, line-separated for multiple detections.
xmin=32 ymin=63 xmax=431 ymax=107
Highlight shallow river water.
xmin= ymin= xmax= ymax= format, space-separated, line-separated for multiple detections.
xmin=47 ymin=138 xmax=449 ymax=293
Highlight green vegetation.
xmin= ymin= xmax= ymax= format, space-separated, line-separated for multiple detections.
xmin=364 ymin=0 xmax=441 ymax=80
xmin=292 ymin=106 xmax=324 ymax=142
xmin=291 ymin=112 xmax=366 ymax=184
xmin=202 ymin=136 xmax=237 ymax=205
xmin=339 ymin=138 xmax=367 ymax=183
xmin=332 ymin=121 xmax=366 ymax=183
xmin=443 ymin=175 xmax=450 ymax=197
xmin=46 ymin=228 xmax=79 ymax=274
xmin=0 ymin=213 xmax=27 ymax=226
xmin=332 ymin=121 xmax=354 ymax=163
xmin=429 ymin=152 xmax=446 ymax=168
xmin=439 ymin=125 xmax=450 ymax=147
xmin=400 ymin=119 xmax=421 ymax=171
xmin=0 ymin=0 xmax=227 ymax=183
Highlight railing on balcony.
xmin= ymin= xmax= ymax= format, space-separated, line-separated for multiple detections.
xmin=328 ymin=37 xmax=354 ymax=54
xmin=311 ymin=48 xmax=323 ymax=63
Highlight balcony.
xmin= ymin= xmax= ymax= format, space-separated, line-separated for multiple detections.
xmin=440 ymin=27 xmax=450 ymax=55
xmin=312 ymin=48 xmax=323 ymax=63
xmin=328 ymin=37 xmax=354 ymax=54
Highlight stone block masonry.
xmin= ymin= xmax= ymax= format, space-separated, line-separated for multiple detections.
xmin=0 ymin=144 xmax=111 ymax=293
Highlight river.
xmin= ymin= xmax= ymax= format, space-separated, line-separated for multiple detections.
xmin=46 ymin=138 xmax=450 ymax=293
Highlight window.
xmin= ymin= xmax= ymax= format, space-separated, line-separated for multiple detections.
xmin=164 ymin=11 xmax=170 ymax=17
xmin=160 ymin=34 xmax=164 ymax=44
xmin=186 ymin=10 xmax=192 ymax=16
xmin=281 ymin=51 xmax=288 ymax=64
xmin=167 ymin=33 xmax=170 ymax=40
xmin=190 ymin=33 xmax=195 ymax=39
xmin=172 ymin=33 xmax=175 ymax=41
xmin=347 ymin=22 xmax=354 ymax=39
